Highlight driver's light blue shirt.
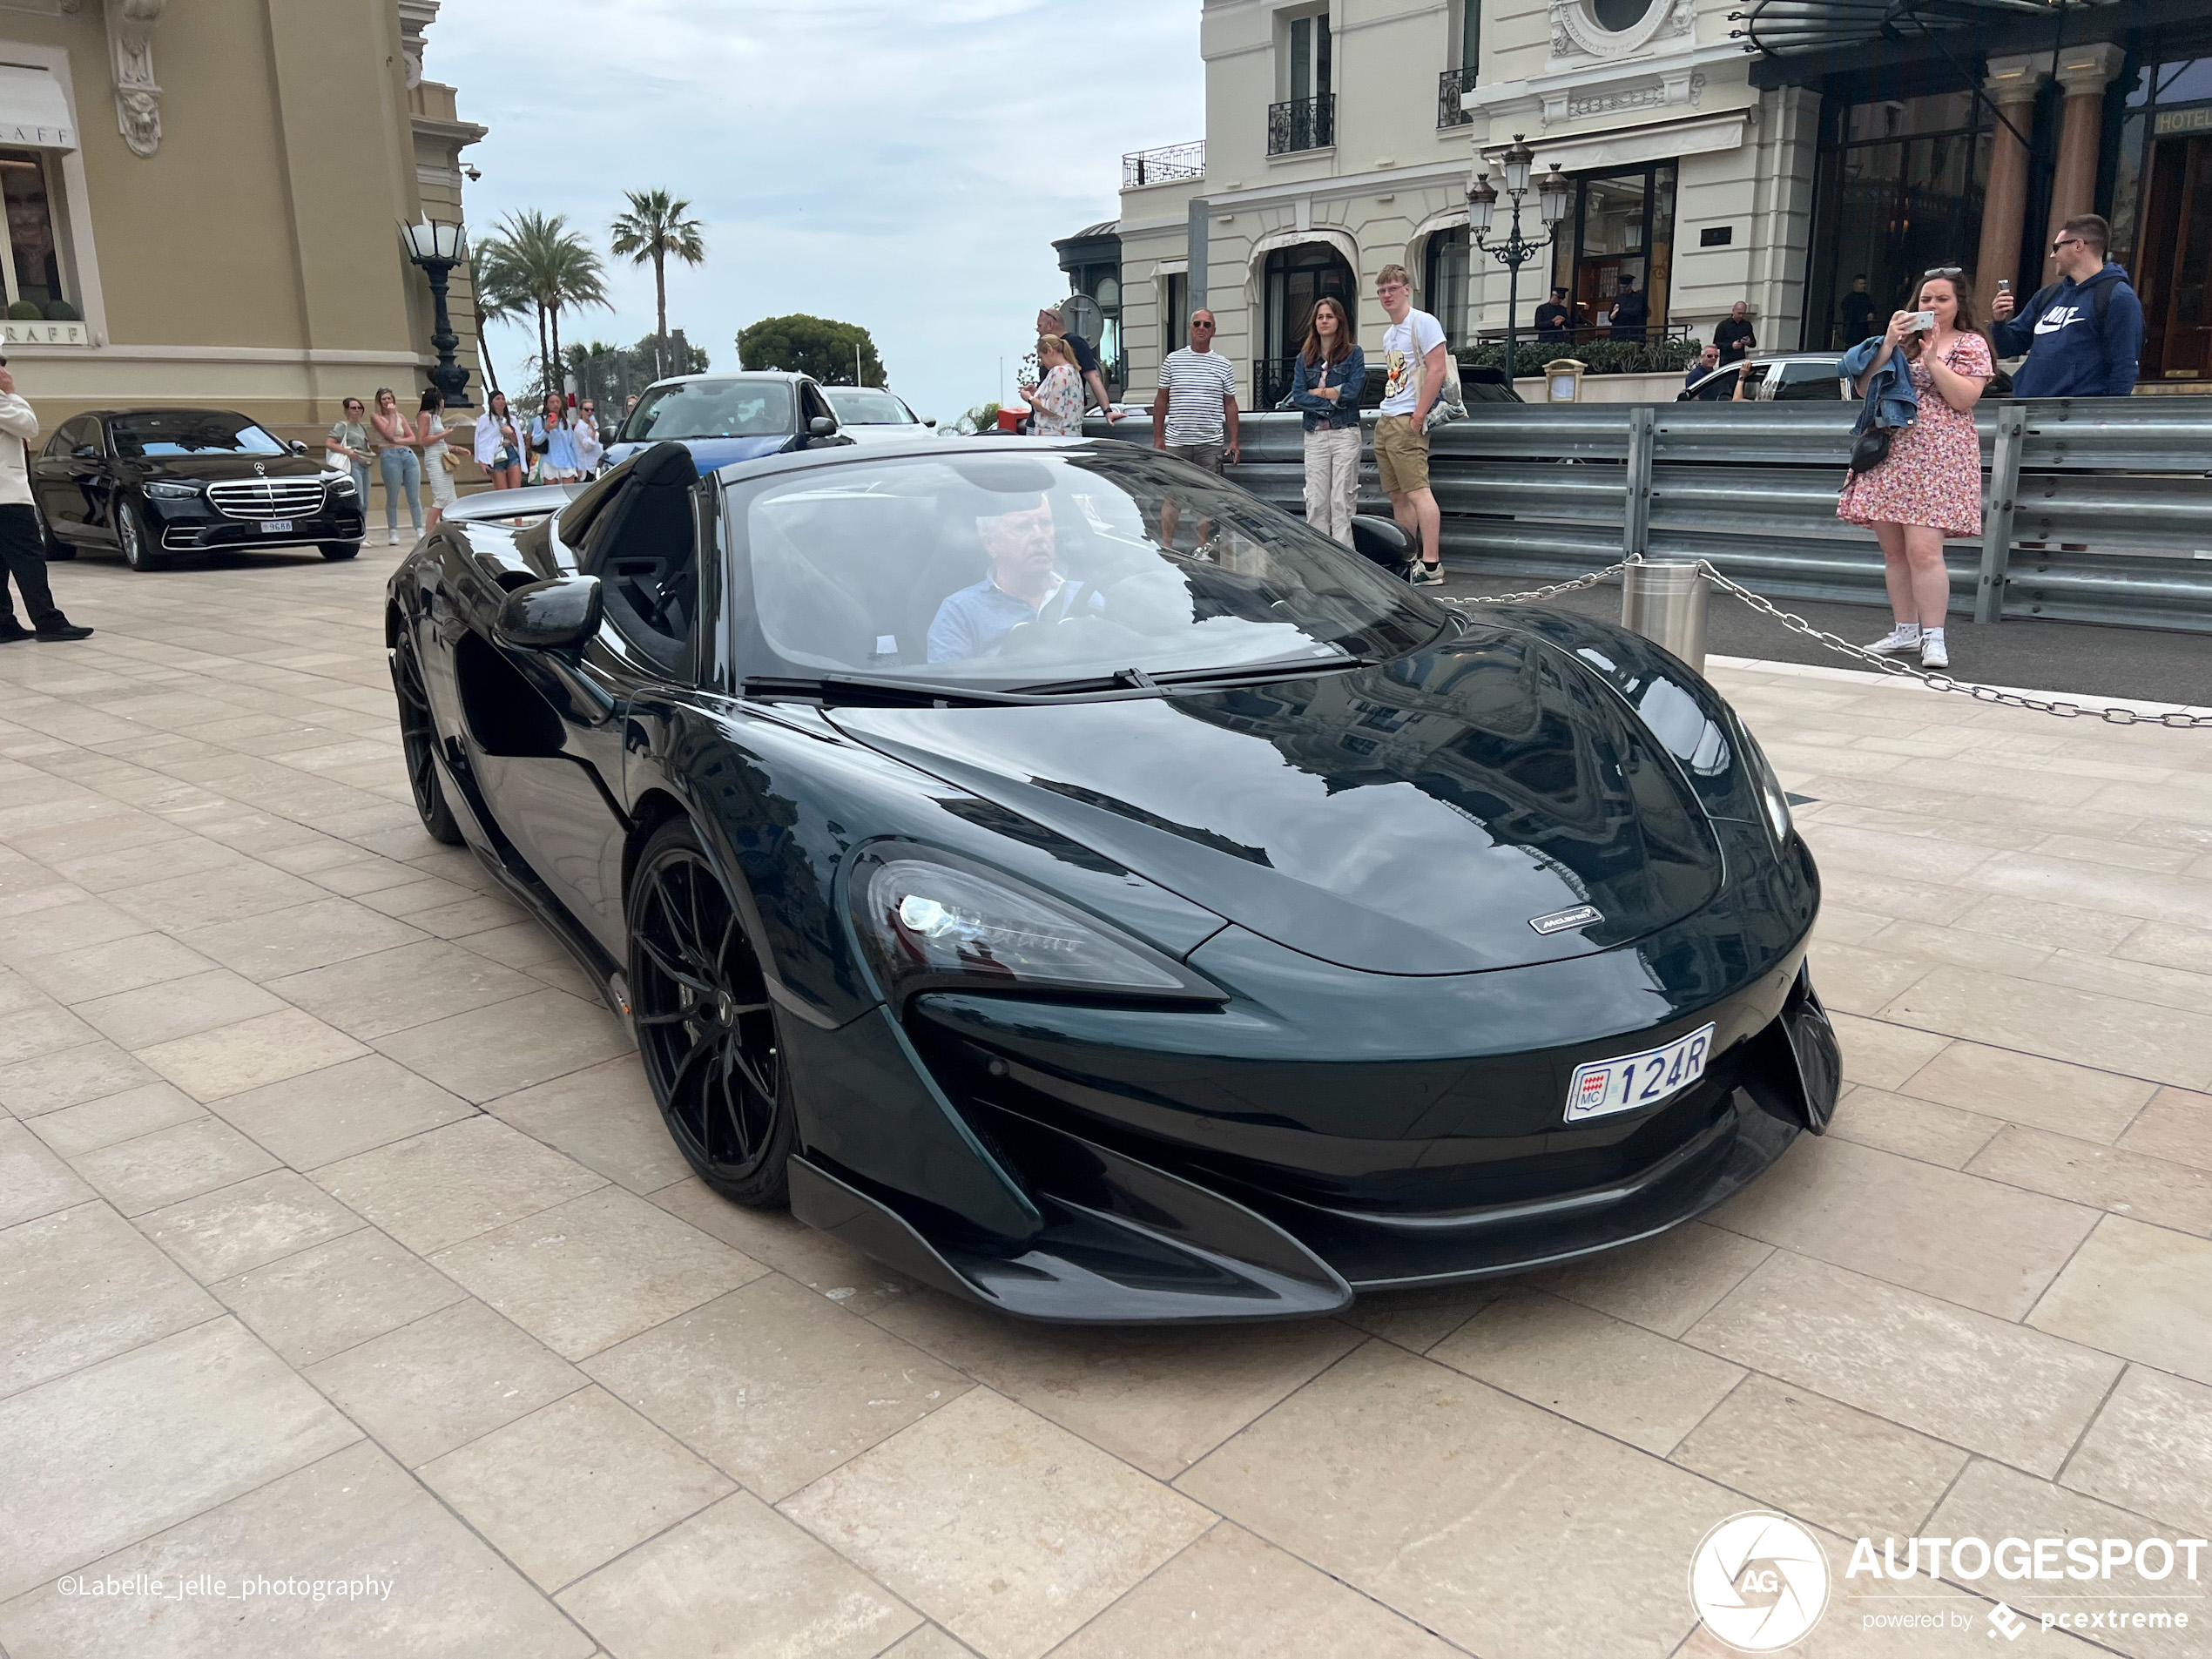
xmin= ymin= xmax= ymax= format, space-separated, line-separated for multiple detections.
xmin=927 ymin=575 xmax=1102 ymax=663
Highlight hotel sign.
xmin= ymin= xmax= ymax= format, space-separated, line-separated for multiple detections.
xmin=2153 ymin=105 xmax=2212 ymax=137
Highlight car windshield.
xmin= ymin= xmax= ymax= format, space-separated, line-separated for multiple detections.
xmin=728 ymin=448 xmax=1442 ymax=690
xmin=108 ymin=412 xmax=287 ymax=459
xmin=825 ymin=389 xmax=914 ymax=425
xmin=620 ymin=380 xmax=793 ymax=442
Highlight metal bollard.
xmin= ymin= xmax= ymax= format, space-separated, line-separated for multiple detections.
xmin=1621 ymin=560 xmax=1710 ymax=674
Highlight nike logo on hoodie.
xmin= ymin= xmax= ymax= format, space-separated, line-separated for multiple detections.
xmin=2033 ymin=307 xmax=2086 ymax=335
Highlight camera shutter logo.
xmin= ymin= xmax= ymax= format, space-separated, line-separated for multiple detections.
xmin=1689 ymin=1512 xmax=1831 ymax=1652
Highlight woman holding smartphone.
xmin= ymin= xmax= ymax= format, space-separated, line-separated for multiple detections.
xmin=1288 ymin=296 xmax=1366 ymax=546
xmin=1837 ymin=269 xmax=1991 ymax=669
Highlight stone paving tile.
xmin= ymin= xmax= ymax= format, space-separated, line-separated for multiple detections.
xmin=559 ymin=1490 xmax=921 ymax=1659
xmin=651 ymin=1176 xmax=923 ymax=1316
xmin=211 ymin=1053 xmax=475 ymax=1170
xmin=586 ymin=1272 xmax=966 ymax=1501
xmin=267 ymin=937 xmax=537 ymax=1041
xmin=485 ymin=1057 xmax=692 ymax=1195
xmin=1332 ymin=1280 xmax=1505 ymax=1353
xmin=1522 ymin=1219 xmax=1774 ymax=1339
xmin=1688 ymin=1251 xmax=2121 ymax=1475
xmin=10 ymin=931 xmax=221 ymax=1005
xmin=1967 ymin=1124 xmax=2212 ymax=1235
xmin=137 ymin=1006 xmax=371 ymax=1103
xmin=1823 ymin=1083 xmax=2001 ymax=1168
xmin=23 ymin=1078 xmax=205 ymax=1157
xmin=0 ymin=1318 xmax=359 ymax=1600
xmin=0 ymin=1200 xmax=219 ymax=1397
xmin=0 ymin=1000 xmax=99 ymax=1067
xmin=787 ymin=1388 xmax=1213 ymax=1659
xmin=2118 ymin=1087 xmax=2212 ymax=1171
xmin=1880 ymin=966 xmax=2212 ymax=1091
xmin=310 ymin=1113 xmax=606 ymax=1256
xmin=137 ymin=1168 xmax=367 ymax=1282
xmin=214 ymin=1225 xmax=466 ymax=1367
xmin=417 ymin=1385 xmax=735 ymax=1591
xmin=1176 ymin=1339 xmax=1724 ymax=1659
xmin=71 ymin=966 xmax=289 ymax=1050
xmin=371 ymin=988 xmax=632 ymax=1104
xmin=0 ymin=1118 xmax=98 ymax=1228
xmin=175 ymin=896 xmax=430 ymax=982
xmin=428 ymin=1184 xmax=765 ymax=1361
xmin=2060 ymin=1365 xmax=2212 ymax=1541
xmin=0 ymin=1440 xmax=594 ymax=1658
xmin=2027 ymin=1216 xmax=2212 ymax=1385
xmin=69 ymin=1115 xmax=283 ymax=1218
xmin=1052 ymin=1521 xmax=1460 ymax=1658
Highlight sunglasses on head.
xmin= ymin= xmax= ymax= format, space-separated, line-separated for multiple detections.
xmin=1920 ymin=266 xmax=1964 ymax=280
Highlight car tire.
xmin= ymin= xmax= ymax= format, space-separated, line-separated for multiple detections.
xmin=34 ymin=508 xmax=72 ymax=560
xmin=320 ymin=542 xmax=361 ymax=561
xmin=117 ymin=499 xmax=165 ymax=572
xmin=388 ymin=631 xmax=464 ymax=846
xmin=628 ymin=817 xmax=795 ymax=1210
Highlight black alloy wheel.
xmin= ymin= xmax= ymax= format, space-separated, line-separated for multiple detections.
xmin=320 ymin=541 xmax=361 ymax=562
xmin=628 ymin=819 xmax=793 ymax=1208
xmin=388 ymin=632 xmax=463 ymax=845
xmin=117 ymin=498 xmax=164 ymax=572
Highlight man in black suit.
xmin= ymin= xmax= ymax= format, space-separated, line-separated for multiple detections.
xmin=1534 ymin=287 xmax=1572 ymax=343
xmin=1607 ymin=277 xmax=1648 ymax=342
xmin=1838 ymin=275 xmax=1877 ymax=347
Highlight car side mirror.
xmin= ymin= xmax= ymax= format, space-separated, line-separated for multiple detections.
xmin=1348 ymin=515 xmax=1413 ymax=575
xmin=289 ymin=440 xmax=309 ymax=456
xmin=73 ymin=444 xmax=99 ymax=460
xmin=923 ymin=416 xmax=938 ymax=428
xmin=495 ymin=574 xmax=602 ymax=651
xmin=807 ymin=415 xmax=835 ymax=438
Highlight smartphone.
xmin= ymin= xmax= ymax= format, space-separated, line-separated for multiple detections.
xmin=1997 ymin=279 xmax=2011 ymax=293
xmin=1910 ymin=310 xmax=1937 ymax=332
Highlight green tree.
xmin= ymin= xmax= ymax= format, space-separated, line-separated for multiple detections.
xmin=610 ymin=189 xmax=707 ymax=381
xmin=469 ymin=258 xmax=530 ymax=397
xmin=475 ymin=210 xmax=609 ymax=402
xmin=737 ymin=314 xmax=885 ymax=387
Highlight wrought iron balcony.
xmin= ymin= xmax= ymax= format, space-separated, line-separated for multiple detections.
xmin=1122 ymin=141 xmax=1205 ymax=190
xmin=1438 ymin=67 xmax=1474 ymax=128
xmin=1267 ymin=94 xmax=1334 ymax=156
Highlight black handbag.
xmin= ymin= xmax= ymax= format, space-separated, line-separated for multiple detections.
xmin=1849 ymin=426 xmax=1892 ymax=474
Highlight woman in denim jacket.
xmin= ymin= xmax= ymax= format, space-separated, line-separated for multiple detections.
xmin=1289 ymin=297 xmax=1365 ymax=546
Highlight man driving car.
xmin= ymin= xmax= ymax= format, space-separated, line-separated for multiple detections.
xmin=927 ymin=496 xmax=1103 ymax=663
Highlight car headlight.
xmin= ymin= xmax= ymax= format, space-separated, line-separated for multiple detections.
xmin=850 ymin=846 xmax=1224 ymax=1008
xmin=327 ymin=474 xmax=359 ymax=496
xmin=1735 ymin=719 xmax=1793 ymax=844
xmin=145 ymin=481 xmax=202 ymax=500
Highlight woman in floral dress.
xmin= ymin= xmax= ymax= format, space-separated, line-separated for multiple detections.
xmin=1024 ymin=336 xmax=1087 ymax=436
xmin=1838 ymin=271 xmax=1992 ymax=670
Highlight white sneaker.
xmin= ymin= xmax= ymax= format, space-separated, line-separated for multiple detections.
xmin=1920 ymin=637 xmax=1949 ymax=669
xmin=1865 ymin=625 xmax=1919 ymax=654
xmin=388 ymin=530 xmax=401 ymax=546
xmin=1410 ymin=562 xmax=1446 ymax=586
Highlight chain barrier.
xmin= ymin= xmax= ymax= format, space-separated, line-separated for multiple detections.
xmin=1446 ymin=556 xmax=2212 ymax=729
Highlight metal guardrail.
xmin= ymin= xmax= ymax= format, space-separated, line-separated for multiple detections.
xmin=1082 ymin=401 xmax=2212 ymax=632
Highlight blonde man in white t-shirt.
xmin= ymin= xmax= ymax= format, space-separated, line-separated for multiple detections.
xmin=1373 ymin=264 xmax=1448 ymax=585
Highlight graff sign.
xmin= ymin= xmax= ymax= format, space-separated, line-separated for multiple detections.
xmin=1 ymin=320 xmax=86 ymax=346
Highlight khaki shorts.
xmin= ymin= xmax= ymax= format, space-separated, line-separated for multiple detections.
xmin=1163 ymin=440 xmax=1225 ymax=475
xmin=1374 ymin=415 xmax=1431 ymax=496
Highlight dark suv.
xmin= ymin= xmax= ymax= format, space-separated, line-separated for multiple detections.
xmin=32 ymin=407 xmax=366 ymax=572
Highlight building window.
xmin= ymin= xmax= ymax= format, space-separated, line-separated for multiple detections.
xmin=1549 ymin=162 xmax=1676 ymax=341
xmin=1426 ymin=228 xmax=1471 ymax=347
xmin=1162 ymin=271 xmax=1187 ymax=358
xmin=1440 ymin=2 xmax=1480 ymax=128
xmin=0 ymin=148 xmax=68 ymax=314
xmin=1271 ymin=10 xmax=1334 ymax=154
xmin=1802 ymin=92 xmax=1989 ymax=349
xmin=2114 ymin=55 xmax=2212 ymax=381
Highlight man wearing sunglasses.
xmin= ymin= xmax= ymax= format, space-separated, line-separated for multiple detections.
xmin=1990 ymin=215 xmax=2142 ymax=399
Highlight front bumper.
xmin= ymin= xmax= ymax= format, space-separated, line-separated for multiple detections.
xmin=153 ymin=496 xmax=364 ymax=551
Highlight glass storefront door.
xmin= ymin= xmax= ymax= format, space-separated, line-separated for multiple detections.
xmin=1548 ymin=163 xmax=1676 ymax=342
xmin=1803 ymin=92 xmax=1990 ymax=349
xmin=1258 ymin=242 xmax=1355 ymax=404
xmin=2114 ymin=55 xmax=2212 ymax=381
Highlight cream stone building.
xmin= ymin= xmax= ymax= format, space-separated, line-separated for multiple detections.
xmin=1090 ymin=0 xmax=2212 ymax=402
xmin=0 ymin=0 xmax=484 ymax=443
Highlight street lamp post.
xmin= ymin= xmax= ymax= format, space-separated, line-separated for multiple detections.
xmin=1466 ymin=135 xmax=1572 ymax=386
xmin=401 ymin=218 xmax=474 ymax=409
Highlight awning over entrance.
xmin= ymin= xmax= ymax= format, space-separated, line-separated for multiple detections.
xmin=0 ymin=65 xmax=74 ymax=150
xmin=1734 ymin=0 xmax=2117 ymax=60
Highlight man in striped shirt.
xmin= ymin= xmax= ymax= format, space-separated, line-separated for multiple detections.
xmin=1150 ymin=311 xmax=1240 ymax=474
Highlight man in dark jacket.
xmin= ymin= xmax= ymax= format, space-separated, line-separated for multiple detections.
xmin=1990 ymin=215 xmax=2143 ymax=398
xmin=1607 ymin=277 xmax=1648 ymax=342
xmin=1534 ymin=287 xmax=1572 ymax=342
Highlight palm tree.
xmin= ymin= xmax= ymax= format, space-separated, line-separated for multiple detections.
xmin=469 ymin=253 xmax=530 ymax=398
xmin=610 ymin=189 xmax=706 ymax=379
xmin=479 ymin=210 xmax=608 ymax=402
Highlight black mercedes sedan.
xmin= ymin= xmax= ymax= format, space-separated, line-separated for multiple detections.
xmin=32 ymin=407 xmax=365 ymax=571
xmin=386 ymin=436 xmax=1839 ymax=1323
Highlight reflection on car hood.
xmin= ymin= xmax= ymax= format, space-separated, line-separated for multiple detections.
xmin=602 ymin=435 xmax=794 ymax=474
xmin=827 ymin=627 xmax=1722 ymax=975
xmin=130 ymin=454 xmax=324 ymax=480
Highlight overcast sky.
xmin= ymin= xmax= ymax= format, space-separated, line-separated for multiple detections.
xmin=433 ymin=0 xmax=1203 ymax=424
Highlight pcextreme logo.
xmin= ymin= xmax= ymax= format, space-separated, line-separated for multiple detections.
xmin=1689 ymin=1512 xmax=1831 ymax=1652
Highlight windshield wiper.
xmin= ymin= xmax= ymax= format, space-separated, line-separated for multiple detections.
xmin=742 ymin=674 xmax=1051 ymax=709
xmin=1015 ymin=646 xmax=1360 ymax=697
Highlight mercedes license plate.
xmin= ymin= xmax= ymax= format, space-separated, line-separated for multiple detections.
xmin=1565 ymin=1024 xmax=1714 ymax=1122
xmin=261 ymin=519 xmax=293 ymax=534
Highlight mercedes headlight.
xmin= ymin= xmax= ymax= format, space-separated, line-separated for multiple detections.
xmin=327 ymin=474 xmax=359 ymax=496
xmin=1736 ymin=718 xmax=1793 ymax=844
xmin=145 ymin=481 xmax=202 ymax=499
xmin=850 ymin=846 xmax=1224 ymax=1008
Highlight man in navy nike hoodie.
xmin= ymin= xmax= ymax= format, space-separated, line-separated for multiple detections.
xmin=1989 ymin=213 xmax=2143 ymax=397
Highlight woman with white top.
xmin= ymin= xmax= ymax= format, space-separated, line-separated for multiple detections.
xmin=368 ymin=387 xmax=422 ymax=546
xmin=473 ymin=391 xmax=522 ymax=490
xmin=529 ymin=392 xmax=583 ymax=484
xmin=417 ymin=388 xmax=457 ymax=530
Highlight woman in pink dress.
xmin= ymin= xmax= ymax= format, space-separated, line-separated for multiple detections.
xmin=1837 ymin=271 xmax=1992 ymax=670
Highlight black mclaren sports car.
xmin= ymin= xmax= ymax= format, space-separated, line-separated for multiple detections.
xmin=386 ymin=435 xmax=1839 ymax=1322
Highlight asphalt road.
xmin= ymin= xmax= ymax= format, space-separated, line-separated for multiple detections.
xmin=1437 ymin=563 xmax=2212 ymax=708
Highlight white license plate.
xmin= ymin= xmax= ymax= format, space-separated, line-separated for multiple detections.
xmin=1565 ymin=1024 xmax=1715 ymax=1122
xmin=260 ymin=519 xmax=293 ymax=534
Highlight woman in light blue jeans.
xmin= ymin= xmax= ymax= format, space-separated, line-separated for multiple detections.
xmin=369 ymin=386 xmax=423 ymax=545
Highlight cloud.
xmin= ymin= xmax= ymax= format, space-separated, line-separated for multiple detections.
xmin=430 ymin=0 xmax=1202 ymax=422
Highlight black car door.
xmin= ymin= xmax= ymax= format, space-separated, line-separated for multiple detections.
xmin=463 ymin=450 xmax=703 ymax=957
xmin=32 ymin=417 xmax=99 ymax=540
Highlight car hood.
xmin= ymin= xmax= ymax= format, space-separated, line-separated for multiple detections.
xmin=838 ymin=424 xmax=932 ymax=445
xmin=602 ymin=435 xmax=794 ymax=474
xmin=126 ymin=454 xmax=325 ymax=481
xmin=826 ymin=626 xmax=1723 ymax=976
